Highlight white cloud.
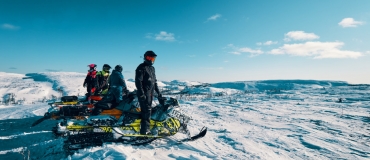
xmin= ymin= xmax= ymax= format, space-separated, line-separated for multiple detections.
xmin=145 ymin=33 xmax=153 ymax=39
xmin=269 ymin=41 xmax=362 ymax=59
xmin=146 ymin=31 xmax=176 ymax=41
xmin=226 ymin=44 xmax=234 ymax=48
xmin=338 ymin=18 xmax=364 ymax=28
xmin=284 ymin=31 xmax=319 ymax=41
xmin=208 ymin=54 xmax=216 ymax=57
xmin=1 ymin=23 xmax=20 ymax=30
xmin=207 ymin=14 xmax=221 ymax=21
xmin=257 ymin=41 xmax=278 ymax=46
xmin=239 ymin=47 xmax=263 ymax=54
xmin=366 ymin=51 xmax=370 ymax=55
xmin=229 ymin=51 xmax=241 ymax=55
xmin=226 ymin=44 xmax=263 ymax=56
xmin=154 ymin=31 xmax=175 ymax=42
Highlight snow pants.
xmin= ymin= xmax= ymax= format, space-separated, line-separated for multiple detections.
xmin=107 ymin=86 xmax=123 ymax=103
xmin=139 ymin=92 xmax=153 ymax=134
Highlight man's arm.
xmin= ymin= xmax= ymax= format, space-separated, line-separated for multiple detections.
xmin=153 ymin=67 xmax=161 ymax=97
xmin=108 ymin=73 xmax=112 ymax=87
xmin=83 ymin=73 xmax=89 ymax=87
xmin=154 ymin=82 xmax=161 ymax=97
xmin=96 ymin=71 xmax=102 ymax=89
xmin=135 ymin=68 xmax=145 ymax=97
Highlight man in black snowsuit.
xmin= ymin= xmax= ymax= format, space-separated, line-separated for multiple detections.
xmin=135 ymin=50 xmax=162 ymax=135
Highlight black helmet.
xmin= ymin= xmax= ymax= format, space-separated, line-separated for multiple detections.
xmin=143 ymin=50 xmax=157 ymax=65
xmin=103 ymin=64 xmax=111 ymax=71
xmin=115 ymin=65 xmax=123 ymax=72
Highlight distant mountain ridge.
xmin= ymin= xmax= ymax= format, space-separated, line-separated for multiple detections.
xmin=0 ymin=71 xmax=364 ymax=104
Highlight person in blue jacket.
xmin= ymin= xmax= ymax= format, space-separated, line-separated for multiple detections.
xmin=108 ymin=65 xmax=128 ymax=103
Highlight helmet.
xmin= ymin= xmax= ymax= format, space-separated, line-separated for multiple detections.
xmin=102 ymin=64 xmax=111 ymax=71
xmin=88 ymin=64 xmax=97 ymax=69
xmin=143 ymin=50 xmax=157 ymax=65
xmin=115 ymin=65 xmax=123 ymax=72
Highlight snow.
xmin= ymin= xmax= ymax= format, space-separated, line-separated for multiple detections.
xmin=0 ymin=72 xmax=369 ymax=159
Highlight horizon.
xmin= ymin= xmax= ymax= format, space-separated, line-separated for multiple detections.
xmin=2 ymin=71 xmax=369 ymax=85
xmin=1 ymin=0 xmax=370 ymax=84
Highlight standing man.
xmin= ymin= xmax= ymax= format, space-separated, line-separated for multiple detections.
xmin=135 ymin=50 xmax=162 ymax=135
xmin=108 ymin=65 xmax=128 ymax=103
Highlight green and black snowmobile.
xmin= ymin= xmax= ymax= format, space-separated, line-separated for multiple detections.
xmin=33 ymin=91 xmax=207 ymax=151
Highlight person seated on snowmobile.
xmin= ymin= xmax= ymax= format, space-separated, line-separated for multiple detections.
xmin=91 ymin=65 xmax=128 ymax=115
xmin=83 ymin=64 xmax=98 ymax=102
xmin=95 ymin=64 xmax=111 ymax=95
xmin=135 ymin=50 xmax=163 ymax=135
xmin=108 ymin=65 xmax=129 ymax=103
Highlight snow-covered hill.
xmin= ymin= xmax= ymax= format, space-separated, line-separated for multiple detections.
xmin=0 ymin=72 xmax=369 ymax=160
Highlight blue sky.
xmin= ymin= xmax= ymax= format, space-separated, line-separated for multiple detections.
xmin=1 ymin=0 xmax=370 ymax=84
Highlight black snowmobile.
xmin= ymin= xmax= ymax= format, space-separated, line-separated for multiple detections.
xmin=31 ymin=94 xmax=104 ymax=127
xmin=33 ymin=91 xmax=207 ymax=151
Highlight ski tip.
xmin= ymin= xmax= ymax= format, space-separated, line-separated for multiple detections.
xmin=31 ymin=122 xmax=40 ymax=127
xmin=178 ymin=126 xmax=208 ymax=143
xmin=31 ymin=117 xmax=47 ymax=127
xmin=198 ymin=126 xmax=207 ymax=137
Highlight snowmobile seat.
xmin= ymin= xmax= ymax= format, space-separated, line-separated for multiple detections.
xmin=100 ymin=108 xmax=123 ymax=119
xmin=115 ymin=94 xmax=140 ymax=114
xmin=90 ymin=95 xmax=103 ymax=101
xmin=61 ymin=96 xmax=78 ymax=102
xmin=59 ymin=105 xmax=88 ymax=116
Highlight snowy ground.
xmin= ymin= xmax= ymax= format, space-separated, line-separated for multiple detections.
xmin=0 ymin=72 xmax=369 ymax=160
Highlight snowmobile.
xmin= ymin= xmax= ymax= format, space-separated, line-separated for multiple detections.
xmin=31 ymin=95 xmax=104 ymax=127
xmin=33 ymin=92 xmax=207 ymax=150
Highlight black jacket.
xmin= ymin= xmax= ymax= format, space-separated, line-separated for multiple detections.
xmin=83 ymin=70 xmax=97 ymax=87
xmin=135 ymin=63 xmax=160 ymax=97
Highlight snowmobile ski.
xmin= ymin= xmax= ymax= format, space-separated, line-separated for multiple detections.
xmin=31 ymin=113 xmax=51 ymax=127
xmin=177 ymin=126 xmax=207 ymax=143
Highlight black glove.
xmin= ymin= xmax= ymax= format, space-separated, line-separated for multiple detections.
xmin=158 ymin=94 xmax=166 ymax=105
xmin=139 ymin=95 xmax=146 ymax=100
xmin=124 ymin=89 xmax=129 ymax=95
